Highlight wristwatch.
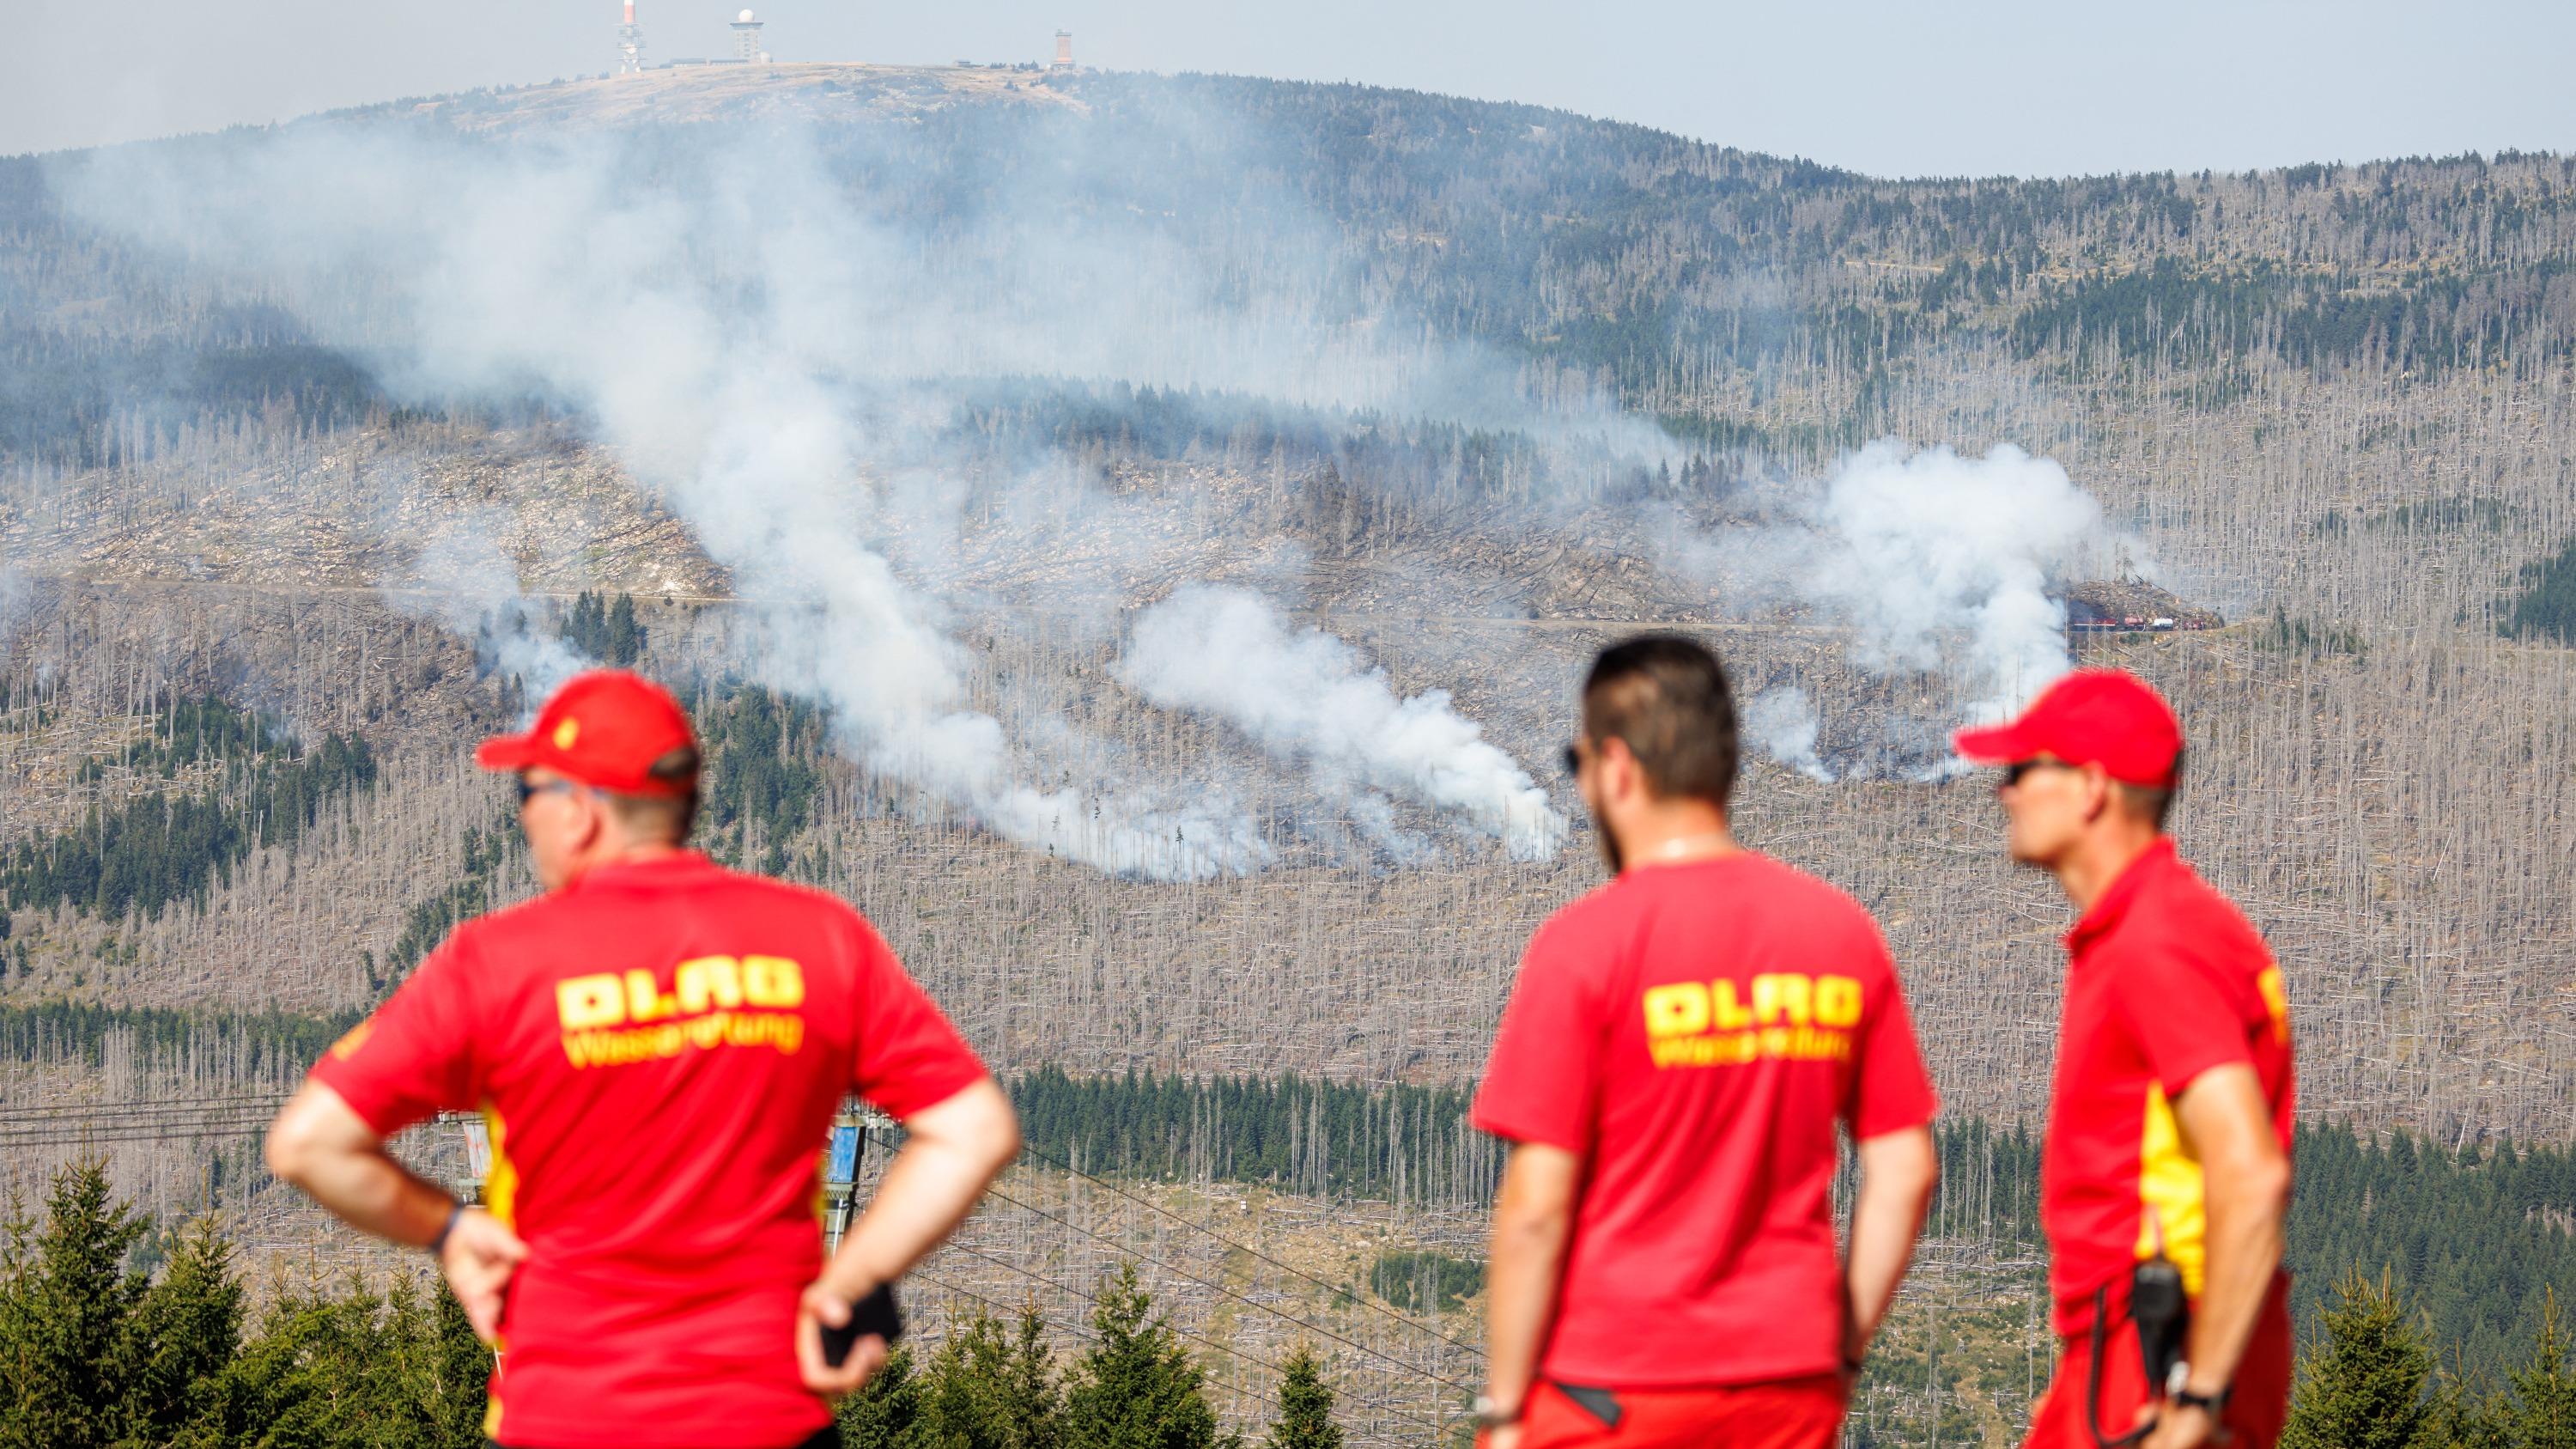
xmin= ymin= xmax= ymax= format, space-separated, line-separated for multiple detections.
xmin=2166 ymin=1362 xmax=2231 ymax=1416
xmin=1472 ymin=1395 xmax=1522 ymax=1428
xmin=2175 ymin=1383 xmax=2233 ymax=1416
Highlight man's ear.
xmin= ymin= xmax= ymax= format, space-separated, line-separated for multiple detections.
xmin=1597 ymin=736 xmax=1636 ymax=806
xmin=2080 ymin=764 xmax=2115 ymax=824
xmin=577 ymin=791 xmax=612 ymax=852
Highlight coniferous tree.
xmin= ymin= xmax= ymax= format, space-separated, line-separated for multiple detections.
xmin=1062 ymin=1264 xmax=1232 ymax=1449
xmin=605 ymin=592 xmax=646 ymax=666
xmin=999 ymin=1306 xmax=1066 ymax=1449
xmin=103 ymin=1214 xmax=241 ymax=1448
xmin=2422 ymin=1362 xmax=2518 ymax=1449
xmin=924 ymin=1311 xmax=1018 ymax=1449
xmin=0 ymin=1159 xmax=149 ymax=1449
xmin=839 ymin=1345 xmax=931 ymax=1449
xmin=2513 ymin=1290 xmax=2576 ymax=1449
xmin=428 ymin=1282 xmax=494 ymax=1449
xmin=212 ymin=1276 xmax=431 ymax=1447
xmin=2281 ymin=1269 xmax=2433 ymax=1449
xmin=1261 ymin=1345 xmax=1341 ymax=1449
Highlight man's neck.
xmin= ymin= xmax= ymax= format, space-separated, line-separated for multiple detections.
xmin=560 ymin=840 xmax=689 ymax=889
xmin=2055 ymin=825 xmax=2163 ymax=914
xmin=1614 ymin=804 xmax=1741 ymax=873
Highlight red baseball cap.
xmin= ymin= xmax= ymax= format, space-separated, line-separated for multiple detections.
xmin=1951 ymin=668 xmax=2184 ymax=788
xmin=474 ymin=670 xmax=698 ymax=796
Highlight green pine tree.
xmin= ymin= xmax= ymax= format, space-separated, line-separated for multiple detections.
xmin=428 ymin=1280 xmax=494 ymax=1449
xmin=0 ymin=1159 xmax=149 ymax=1449
xmin=2422 ymin=1360 xmax=2517 ymax=1449
xmin=1261 ymin=1345 xmax=1341 ymax=1449
xmin=2512 ymin=1290 xmax=2576 ymax=1449
xmin=1062 ymin=1264 xmax=1231 ymax=1449
xmin=2281 ymin=1268 xmax=2436 ymax=1449
xmin=210 ymin=1275 xmax=438 ymax=1449
xmin=923 ymin=1311 xmax=1017 ymax=1449
xmin=103 ymin=1213 xmax=242 ymax=1449
xmin=605 ymin=593 xmax=645 ymax=666
xmin=999 ymin=1306 xmax=1066 ymax=1449
xmin=840 ymin=1344 xmax=931 ymax=1449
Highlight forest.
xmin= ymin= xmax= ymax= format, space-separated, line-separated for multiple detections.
xmin=0 ymin=697 xmax=374 ymax=923
xmin=3 ymin=62 xmax=2575 ymax=1448
xmin=0 ymin=1160 xmax=1350 ymax=1449
xmin=1008 ymin=1070 xmax=2576 ymax=1387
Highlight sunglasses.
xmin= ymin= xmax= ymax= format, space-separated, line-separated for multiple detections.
xmin=1561 ymin=742 xmax=1584 ymax=778
xmin=2001 ymin=758 xmax=2077 ymax=787
xmin=516 ymin=776 xmax=580 ymax=807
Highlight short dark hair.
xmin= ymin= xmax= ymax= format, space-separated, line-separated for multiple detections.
xmin=2116 ymin=749 xmax=2183 ymax=832
xmin=604 ymin=745 xmax=702 ymax=844
xmin=1581 ymin=634 xmax=1738 ymax=807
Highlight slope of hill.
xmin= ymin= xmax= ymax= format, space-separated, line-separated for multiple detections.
xmin=1 ymin=72 xmax=2573 ymax=1408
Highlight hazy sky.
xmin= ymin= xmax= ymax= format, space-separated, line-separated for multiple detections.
xmin=4 ymin=0 xmax=2570 ymax=177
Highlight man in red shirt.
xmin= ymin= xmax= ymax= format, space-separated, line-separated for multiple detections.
xmin=1471 ymin=635 xmax=1942 ymax=1449
xmin=1953 ymin=668 xmax=2295 ymax=1449
xmin=264 ymin=670 xmax=1020 ymax=1449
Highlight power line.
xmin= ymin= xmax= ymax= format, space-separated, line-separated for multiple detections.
xmin=0 ymin=1122 xmax=283 ymax=1152
xmin=0 ymin=1090 xmax=294 ymax=1121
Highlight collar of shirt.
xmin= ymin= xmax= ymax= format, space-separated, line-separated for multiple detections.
xmin=2062 ymin=836 xmax=2180 ymax=960
xmin=562 ymin=849 xmax=716 ymax=894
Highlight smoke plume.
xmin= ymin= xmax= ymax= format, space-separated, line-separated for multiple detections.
xmin=1668 ymin=441 xmax=2142 ymax=776
xmin=46 ymin=101 xmax=1597 ymax=876
xmin=1741 ymin=687 xmax=1832 ymax=783
xmin=394 ymin=521 xmax=593 ymax=704
xmin=1119 ymin=585 xmax=1565 ymax=860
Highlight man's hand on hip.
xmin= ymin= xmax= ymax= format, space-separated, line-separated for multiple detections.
xmin=797 ymin=1281 xmax=891 ymax=1398
xmin=437 ymin=1208 xmax=529 ymax=1346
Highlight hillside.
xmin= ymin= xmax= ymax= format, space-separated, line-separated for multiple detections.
xmin=2 ymin=64 xmax=2574 ymax=1445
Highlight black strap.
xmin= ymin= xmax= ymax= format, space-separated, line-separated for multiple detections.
xmin=2087 ymin=1283 xmax=2154 ymax=1449
xmin=1554 ymin=1383 xmax=1625 ymax=1429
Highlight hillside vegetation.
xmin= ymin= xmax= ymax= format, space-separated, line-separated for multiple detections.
xmin=1 ymin=66 xmax=2574 ymax=1446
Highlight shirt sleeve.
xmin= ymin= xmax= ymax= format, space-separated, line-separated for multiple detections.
xmin=1844 ymin=935 xmax=1939 ymax=1141
xmin=848 ymin=917 xmax=987 ymax=1120
xmin=2108 ymin=945 xmax=2257 ymax=1098
xmin=308 ymin=930 xmax=483 ymax=1136
xmin=1469 ymin=917 xmax=1606 ymax=1154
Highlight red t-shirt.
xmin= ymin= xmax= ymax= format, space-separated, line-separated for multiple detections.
xmin=1469 ymin=852 xmax=1939 ymax=1388
xmin=310 ymin=852 xmax=987 ymax=1449
xmin=2040 ymin=838 xmax=2296 ymax=1335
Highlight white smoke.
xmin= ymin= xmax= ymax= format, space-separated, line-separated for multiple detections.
xmin=392 ymin=521 xmax=593 ymax=707
xmin=0 ymin=563 xmax=28 ymax=645
xmin=44 ymin=126 xmax=1269 ymax=877
xmin=1666 ymin=441 xmax=2142 ymax=776
xmin=1118 ymin=584 xmax=1565 ymax=860
xmin=1741 ymin=687 xmax=1832 ymax=782
xmin=52 ymin=107 xmax=1613 ymax=877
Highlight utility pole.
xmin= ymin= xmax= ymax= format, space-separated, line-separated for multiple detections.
xmin=823 ymin=1104 xmax=896 ymax=1253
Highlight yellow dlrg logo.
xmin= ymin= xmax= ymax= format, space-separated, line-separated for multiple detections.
xmin=556 ymin=954 xmax=805 ymax=1030
xmin=1642 ymin=973 xmax=1864 ymax=1038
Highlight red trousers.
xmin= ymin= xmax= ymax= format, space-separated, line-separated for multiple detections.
xmin=1489 ymin=1376 xmax=1844 ymax=1449
xmin=2025 ymin=1274 xmax=2293 ymax=1449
